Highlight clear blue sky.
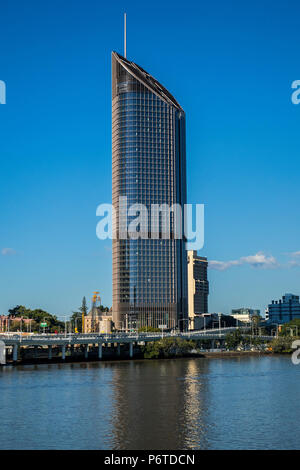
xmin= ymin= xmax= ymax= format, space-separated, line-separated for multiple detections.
xmin=1 ymin=0 xmax=300 ymax=318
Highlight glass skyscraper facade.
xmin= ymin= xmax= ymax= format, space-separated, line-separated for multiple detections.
xmin=112 ymin=51 xmax=188 ymax=330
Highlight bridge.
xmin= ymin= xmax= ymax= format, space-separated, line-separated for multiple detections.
xmin=0 ymin=327 xmax=274 ymax=365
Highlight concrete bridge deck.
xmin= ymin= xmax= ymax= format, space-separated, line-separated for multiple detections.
xmin=0 ymin=327 xmax=274 ymax=365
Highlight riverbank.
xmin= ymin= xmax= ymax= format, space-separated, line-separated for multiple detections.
xmin=1 ymin=349 xmax=274 ymax=366
xmin=202 ymin=350 xmax=270 ymax=358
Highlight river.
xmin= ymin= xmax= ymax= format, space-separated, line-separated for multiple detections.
xmin=0 ymin=355 xmax=299 ymax=449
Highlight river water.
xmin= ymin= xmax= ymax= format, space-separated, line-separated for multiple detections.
xmin=0 ymin=355 xmax=299 ymax=449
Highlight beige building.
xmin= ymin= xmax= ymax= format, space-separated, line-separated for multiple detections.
xmin=187 ymin=251 xmax=209 ymax=330
xmin=231 ymin=308 xmax=260 ymax=324
xmin=84 ymin=307 xmax=113 ymax=334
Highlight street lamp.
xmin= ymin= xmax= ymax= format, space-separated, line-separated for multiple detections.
xmin=290 ymin=325 xmax=298 ymax=337
xmin=287 ymin=326 xmax=298 ymax=337
xmin=218 ymin=313 xmax=223 ymax=338
xmin=60 ymin=316 xmax=69 ymax=338
xmin=170 ymin=318 xmax=176 ymax=334
xmin=73 ymin=314 xmax=82 ymax=334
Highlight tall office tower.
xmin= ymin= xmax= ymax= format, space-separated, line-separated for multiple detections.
xmin=187 ymin=251 xmax=209 ymax=330
xmin=112 ymin=51 xmax=188 ymax=330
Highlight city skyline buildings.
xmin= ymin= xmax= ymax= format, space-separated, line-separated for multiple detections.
xmin=1 ymin=1 xmax=300 ymax=319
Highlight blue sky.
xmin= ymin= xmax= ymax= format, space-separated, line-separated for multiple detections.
xmin=1 ymin=0 xmax=300 ymax=318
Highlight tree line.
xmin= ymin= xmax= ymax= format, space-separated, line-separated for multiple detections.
xmin=3 ymin=296 xmax=110 ymax=333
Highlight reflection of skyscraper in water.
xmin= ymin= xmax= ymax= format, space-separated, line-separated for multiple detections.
xmin=181 ymin=359 xmax=211 ymax=449
xmin=109 ymin=359 xmax=210 ymax=449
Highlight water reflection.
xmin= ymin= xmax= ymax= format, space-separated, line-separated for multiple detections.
xmin=0 ymin=357 xmax=300 ymax=449
xmin=109 ymin=359 xmax=210 ymax=449
xmin=181 ymin=359 xmax=211 ymax=449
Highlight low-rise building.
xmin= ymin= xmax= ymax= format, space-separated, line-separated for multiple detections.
xmin=192 ymin=313 xmax=238 ymax=331
xmin=0 ymin=315 xmax=34 ymax=332
xmin=267 ymin=293 xmax=300 ymax=324
xmin=84 ymin=307 xmax=113 ymax=334
xmin=231 ymin=308 xmax=260 ymax=324
xmin=0 ymin=315 xmax=8 ymax=332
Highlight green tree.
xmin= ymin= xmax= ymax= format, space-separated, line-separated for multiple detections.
xmin=7 ymin=305 xmax=64 ymax=333
xmin=251 ymin=314 xmax=262 ymax=335
xmin=81 ymin=296 xmax=88 ymax=316
xmin=195 ymin=338 xmax=212 ymax=349
xmin=144 ymin=337 xmax=196 ymax=359
xmin=8 ymin=305 xmax=31 ymax=318
xmin=225 ymin=329 xmax=244 ymax=349
xmin=279 ymin=319 xmax=300 ymax=337
xmin=268 ymin=336 xmax=294 ymax=353
xmin=138 ymin=326 xmax=161 ymax=333
xmin=99 ymin=305 xmax=109 ymax=313
xmin=71 ymin=297 xmax=89 ymax=333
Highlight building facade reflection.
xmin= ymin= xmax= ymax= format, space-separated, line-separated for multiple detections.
xmin=109 ymin=358 xmax=210 ymax=450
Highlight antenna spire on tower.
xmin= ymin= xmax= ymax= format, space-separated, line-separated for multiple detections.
xmin=124 ymin=13 xmax=127 ymax=58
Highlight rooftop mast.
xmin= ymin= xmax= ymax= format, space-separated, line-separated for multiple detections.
xmin=124 ymin=13 xmax=127 ymax=58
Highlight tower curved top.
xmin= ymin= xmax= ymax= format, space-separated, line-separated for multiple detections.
xmin=112 ymin=51 xmax=183 ymax=111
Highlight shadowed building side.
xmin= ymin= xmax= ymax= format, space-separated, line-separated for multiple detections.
xmin=112 ymin=51 xmax=187 ymax=330
xmin=187 ymin=251 xmax=209 ymax=330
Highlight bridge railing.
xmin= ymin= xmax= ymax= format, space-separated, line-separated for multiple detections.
xmin=0 ymin=327 xmax=274 ymax=344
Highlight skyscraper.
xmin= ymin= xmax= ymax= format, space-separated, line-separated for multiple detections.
xmin=112 ymin=51 xmax=187 ymax=330
xmin=187 ymin=251 xmax=209 ymax=329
